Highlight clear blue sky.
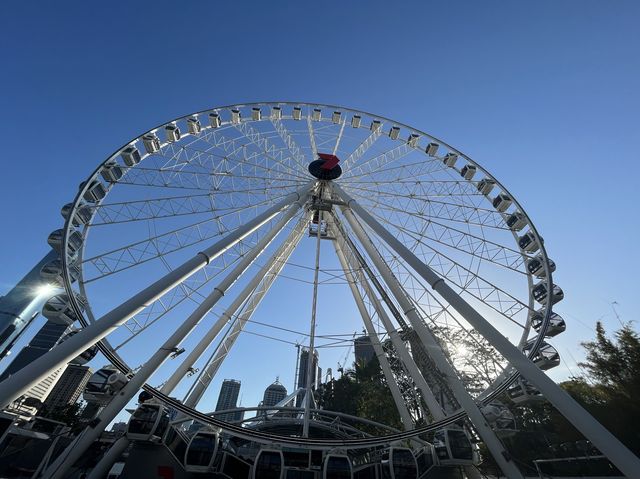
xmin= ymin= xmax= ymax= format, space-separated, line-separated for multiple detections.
xmin=1 ymin=1 xmax=639 ymax=416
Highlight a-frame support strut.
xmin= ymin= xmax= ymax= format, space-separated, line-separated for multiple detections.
xmin=333 ymin=183 xmax=640 ymax=479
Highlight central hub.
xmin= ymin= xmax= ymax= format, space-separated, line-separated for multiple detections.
xmin=308 ymin=153 xmax=342 ymax=180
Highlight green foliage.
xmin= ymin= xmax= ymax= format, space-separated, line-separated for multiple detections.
xmin=317 ymin=357 xmax=402 ymax=432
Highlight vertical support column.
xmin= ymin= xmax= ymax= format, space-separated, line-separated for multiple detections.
xmin=0 ymin=183 xmax=313 ymax=410
xmin=334 ymin=183 xmax=640 ymax=479
xmin=332 ymin=233 xmax=414 ymax=430
xmin=336 ymin=199 xmax=524 ymax=479
xmin=42 ymin=195 xmax=310 ymax=479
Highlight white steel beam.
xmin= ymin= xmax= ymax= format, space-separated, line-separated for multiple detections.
xmin=42 ymin=194 xmax=309 ymax=479
xmin=334 ymin=183 xmax=640 ymax=479
xmin=334 ymin=188 xmax=524 ymax=479
xmin=182 ymin=215 xmax=308 ymax=408
xmin=0 ymin=182 xmax=313 ymax=411
xmin=331 ymin=231 xmax=415 ymax=430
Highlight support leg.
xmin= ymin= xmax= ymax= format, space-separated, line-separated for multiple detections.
xmin=336 ymin=199 xmax=524 ymax=479
xmin=0 ymin=183 xmax=313 ymax=410
xmin=42 ymin=197 xmax=308 ymax=479
xmin=334 ymin=183 xmax=640 ymax=479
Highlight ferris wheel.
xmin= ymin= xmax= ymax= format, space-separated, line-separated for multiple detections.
xmin=1 ymin=102 xmax=638 ymax=479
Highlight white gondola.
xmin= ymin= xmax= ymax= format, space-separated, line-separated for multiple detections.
xmin=481 ymin=401 xmax=517 ymax=437
xmin=407 ymin=133 xmax=420 ymax=147
xmin=476 ymin=178 xmax=495 ymax=195
xmin=231 ymin=109 xmax=241 ymax=124
xmin=371 ymin=119 xmax=382 ymax=132
xmin=507 ymin=377 xmax=543 ymax=404
xmin=433 ymin=429 xmax=474 ymax=466
xmin=292 ymin=106 xmax=302 ymax=120
xmin=523 ymin=340 xmax=560 ymax=370
xmin=184 ymin=430 xmax=219 ymax=472
xmin=252 ymin=448 xmax=284 ymax=479
xmin=142 ymin=133 xmax=160 ymax=153
xmin=332 ymin=111 xmax=342 ymax=124
xmin=323 ymin=454 xmax=353 ymax=479
xmin=83 ymin=367 xmax=122 ymax=404
xmin=120 ymin=145 xmax=141 ymax=166
xmin=101 ymin=161 xmax=124 ymax=183
xmin=425 ymin=142 xmax=439 ymax=156
xmin=165 ymin=123 xmax=181 ymax=142
xmin=209 ymin=112 xmax=221 ymax=128
xmin=351 ymin=114 xmax=361 ymax=128
xmin=126 ymin=404 xmax=170 ymax=442
xmin=532 ymin=281 xmax=564 ymax=305
xmin=187 ymin=116 xmax=201 ymax=134
xmin=506 ymin=211 xmax=527 ymax=231
xmin=59 ymin=330 xmax=99 ymax=365
xmin=61 ymin=203 xmax=92 ymax=227
xmin=492 ymin=193 xmax=512 ymax=212
xmin=460 ymin=164 xmax=476 ymax=180
xmin=40 ymin=259 xmax=80 ymax=285
xmin=389 ymin=126 xmax=400 ymax=140
xmin=382 ymin=447 xmax=418 ymax=479
xmin=312 ymin=108 xmax=322 ymax=121
xmin=531 ymin=310 xmax=566 ymax=337
xmin=518 ymin=231 xmax=542 ymax=253
xmin=271 ymin=106 xmax=282 ymax=120
xmin=252 ymin=107 xmax=262 ymax=121
xmin=526 ymin=255 xmax=556 ymax=278
xmin=443 ymin=152 xmax=458 ymax=167
xmin=47 ymin=229 xmax=83 ymax=256
xmin=42 ymin=293 xmax=85 ymax=325
xmin=81 ymin=180 xmax=107 ymax=203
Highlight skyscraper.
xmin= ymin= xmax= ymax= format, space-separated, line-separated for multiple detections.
xmin=296 ymin=348 xmax=320 ymax=407
xmin=42 ymin=364 xmax=92 ymax=411
xmin=0 ymin=321 xmax=71 ymax=415
xmin=0 ymin=250 xmax=59 ymax=359
xmin=262 ymin=379 xmax=287 ymax=407
xmin=215 ymin=379 xmax=243 ymax=422
xmin=296 ymin=348 xmax=320 ymax=391
xmin=354 ymin=335 xmax=376 ymax=367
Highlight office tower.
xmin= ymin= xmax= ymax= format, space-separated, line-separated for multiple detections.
xmin=0 ymin=321 xmax=71 ymax=416
xmin=42 ymin=364 xmax=92 ymax=411
xmin=0 ymin=250 xmax=59 ymax=359
xmin=296 ymin=348 xmax=319 ymax=391
xmin=215 ymin=379 xmax=243 ymax=422
xmin=354 ymin=335 xmax=376 ymax=367
xmin=262 ymin=379 xmax=287 ymax=407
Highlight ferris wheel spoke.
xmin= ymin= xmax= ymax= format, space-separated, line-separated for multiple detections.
xmin=332 ymin=118 xmax=346 ymax=155
xmin=306 ymin=116 xmax=319 ymax=159
xmin=270 ymin=118 xmax=310 ymax=171
xmin=81 ymin=201 xmax=288 ymax=282
xmin=232 ymin=121 xmax=309 ymax=179
xmin=362 ymin=205 xmax=525 ymax=273
xmin=341 ymin=178 xmax=484 ymax=199
xmin=341 ymin=142 xmax=414 ymax=180
xmin=349 ymin=186 xmax=507 ymax=230
xmin=341 ymin=128 xmax=383 ymax=171
xmin=365 ymin=230 xmax=530 ymax=324
xmin=90 ymin=187 xmax=295 ymax=226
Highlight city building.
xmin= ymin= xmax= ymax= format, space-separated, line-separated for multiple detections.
xmin=0 ymin=321 xmax=71 ymax=416
xmin=42 ymin=364 xmax=92 ymax=411
xmin=215 ymin=379 xmax=243 ymax=422
xmin=295 ymin=348 xmax=320 ymax=407
xmin=0 ymin=250 xmax=59 ymax=359
xmin=262 ymin=379 xmax=287 ymax=407
xmin=296 ymin=348 xmax=320 ymax=391
xmin=354 ymin=335 xmax=376 ymax=367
